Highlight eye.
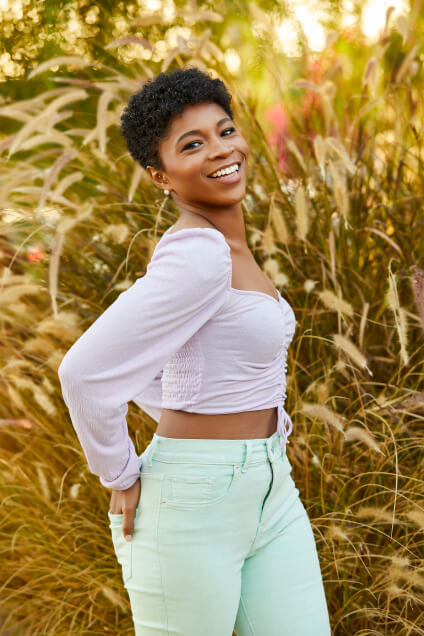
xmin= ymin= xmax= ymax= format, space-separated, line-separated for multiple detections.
xmin=182 ymin=140 xmax=201 ymax=150
xmin=182 ymin=127 xmax=236 ymax=151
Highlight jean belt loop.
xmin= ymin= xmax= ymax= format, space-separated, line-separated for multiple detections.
xmin=144 ymin=435 xmax=159 ymax=467
xmin=241 ymin=439 xmax=252 ymax=473
xmin=266 ymin=436 xmax=276 ymax=463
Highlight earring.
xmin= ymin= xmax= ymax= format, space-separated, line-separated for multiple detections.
xmin=164 ymin=189 xmax=170 ymax=196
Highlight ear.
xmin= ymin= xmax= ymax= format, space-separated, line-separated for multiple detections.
xmin=146 ymin=166 xmax=171 ymax=193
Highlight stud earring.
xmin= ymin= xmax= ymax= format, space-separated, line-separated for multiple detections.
xmin=164 ymin=189 xmax=170 ymax=196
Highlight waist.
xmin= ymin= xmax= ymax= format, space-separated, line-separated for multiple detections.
xmin=156 ymin=407 xmax=278 ymax=439
xmin=146 ymin=429 xmax=284 ymax=465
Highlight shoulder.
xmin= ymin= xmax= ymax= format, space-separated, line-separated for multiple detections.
xmin=154 ymin=226 xmax=231 ymax=264
xmin=149 ymin=226 xmax=232 ymax=285
xmin=164 ymin=219 xmax=228 ymax=246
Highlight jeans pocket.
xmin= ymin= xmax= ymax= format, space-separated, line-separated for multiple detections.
xmin=171 ymin=474 xmax=213 ymax=503
xmin=159 ymin=462 xmax=241 ymax=510
xmin=108 ymin=513 xmax=133 ymax=585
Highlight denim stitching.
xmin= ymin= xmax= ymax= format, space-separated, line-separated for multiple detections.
xmin=155 ymin=479 xmax=170 ymax=634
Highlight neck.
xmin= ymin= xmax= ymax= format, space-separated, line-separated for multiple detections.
xmin=171 ymin=196 xmax=247 ymax=247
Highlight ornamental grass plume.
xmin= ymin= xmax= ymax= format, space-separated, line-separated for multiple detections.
xmin=344 ymin=426 xmax=383 ymax=454
xmin=355 ymin=507 xmax=399 ymax=523
xmin=411 ymin=265 xmax=424 ymax=333
xmin=317 ymin=289 xmax=354 ymax=318
xmin=328 ymin=160 xmax=350 ymax=226
xmin=0 ymin=7 xmax=424 ymax=635
xmin=300 ymin=402 xmax=345 ymax=433
xmin=331 ymin=333 xmax=372 ymax=374
xmin=312 ymin=133 xmax=326 ymax=179
xmin=269 ymin=193 xmax=290 ymax=245
xmin=294 ymin=183 xmax=310 ymax=242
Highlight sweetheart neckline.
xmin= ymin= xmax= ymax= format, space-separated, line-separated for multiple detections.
xmin=163 ymin=225 xmax=281 ymax=304
xmin=229 ymin=286 xmax=281 ymax=305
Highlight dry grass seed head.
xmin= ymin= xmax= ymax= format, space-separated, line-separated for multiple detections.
xmin=103 ymin=223 xmax=129 ymax=244
xmin=344 ymin=426 xmax=383 ymax=454
xmin=388 ymin=266 xmax=409 ymax=366
xmin=269 ymin=196 xmax=290 ymax=245
xmin=318 ymin=289 xmax=354 ymax=317
xmin=328 ymin=160 xmax=350 ymax=223
xmin=301 ymin=401 xmax=345 ymax=433
xmin=294 ymin=184 xmax=310 ymax=241
xmin=355 ymin=506 xmax=399 ymax=523
xmin=332 ymin=333 xmax=371 ymax=373
xmin=411 ymin=265 xmax=424 ymax=331
xmin=406 ymin=508 xmax=424 ymax=529
xmin=313 ymin=134 xmax=326 ymax=179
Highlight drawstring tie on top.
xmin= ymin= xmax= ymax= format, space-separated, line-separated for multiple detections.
xmin=276 ymin=402 xmax=293 ymax=450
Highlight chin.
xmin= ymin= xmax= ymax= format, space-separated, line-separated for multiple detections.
xmin=222 ymin=188 xmax=246 ymax=204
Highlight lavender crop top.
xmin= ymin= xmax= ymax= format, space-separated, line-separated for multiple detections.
xmin=58 ymin=226 xmax=297 ymax=490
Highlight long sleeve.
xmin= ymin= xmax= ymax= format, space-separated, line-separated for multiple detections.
xmin=132 ymin=369 xmax=164 ymax=424
xmin=58 ymin=229 xmax=232 ymax=490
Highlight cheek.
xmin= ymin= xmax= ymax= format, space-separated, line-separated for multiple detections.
xmin=174 ymin=157 xmax=204 ymax=182
xmin=240 ymin=138 xmax=249 ymax=160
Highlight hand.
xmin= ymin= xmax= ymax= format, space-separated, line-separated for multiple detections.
xmin=109 ymin=477 xmax=141 ymax=542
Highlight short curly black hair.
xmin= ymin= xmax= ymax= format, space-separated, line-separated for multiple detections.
xmin=119 ymin=66 xmax=234 ymax=172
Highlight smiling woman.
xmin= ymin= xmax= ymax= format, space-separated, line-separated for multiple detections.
xmin=147 ymin=100 xmax=248 ymax=205
xmin=58 ymin=66 xmax=331 ymax=636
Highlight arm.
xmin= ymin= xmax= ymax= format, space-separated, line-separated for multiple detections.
xmin=58 ymin=229 xmax=231 ymax=490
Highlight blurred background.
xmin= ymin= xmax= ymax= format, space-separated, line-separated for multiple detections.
xmin=0 ymin=0 xmax=424 ymax=634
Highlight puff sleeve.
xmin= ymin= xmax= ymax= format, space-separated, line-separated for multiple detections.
xmin=57 ymin=229 xmax=231 ymax=490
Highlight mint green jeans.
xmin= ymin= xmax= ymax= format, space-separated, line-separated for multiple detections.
xmin=108 ymin=430 xmax=332 ymax=635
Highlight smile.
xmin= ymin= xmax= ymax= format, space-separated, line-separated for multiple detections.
xmin=207 ymin=162 xmax=241 ymax=180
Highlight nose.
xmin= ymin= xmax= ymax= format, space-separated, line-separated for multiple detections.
xmin=208 ymin=135 xmax=234 ymax=160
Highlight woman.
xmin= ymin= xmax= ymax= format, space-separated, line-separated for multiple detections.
xmin=58 ymin=67 xmax=331 ymax=636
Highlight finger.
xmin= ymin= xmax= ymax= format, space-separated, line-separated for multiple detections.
xmin=123 ymin=509 xmax=136 ymax=542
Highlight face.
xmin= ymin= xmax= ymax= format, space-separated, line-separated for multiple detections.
xmin=147 ymin=101 xmax=249 ymax=210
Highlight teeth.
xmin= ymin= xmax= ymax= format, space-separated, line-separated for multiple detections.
xmin=210 ymin=163 xmax=239 ymax=178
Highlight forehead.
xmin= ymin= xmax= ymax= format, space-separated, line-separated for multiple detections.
xmin=165 ymin=102 xmax=230 ymax=139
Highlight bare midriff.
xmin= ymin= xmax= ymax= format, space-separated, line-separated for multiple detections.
xmin=156 ymin=407 xmax=278 ymax=439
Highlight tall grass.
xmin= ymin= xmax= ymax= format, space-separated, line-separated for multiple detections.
xmin=0 ymin=7 xmax=423 ymax=635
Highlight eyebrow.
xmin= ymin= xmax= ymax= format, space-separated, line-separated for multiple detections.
xmin=174 ymin=117 xmax=233 ymax=148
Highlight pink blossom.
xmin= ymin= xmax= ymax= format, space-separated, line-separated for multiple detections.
xmin=27 ymin=246 xmax=45 ymax=263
